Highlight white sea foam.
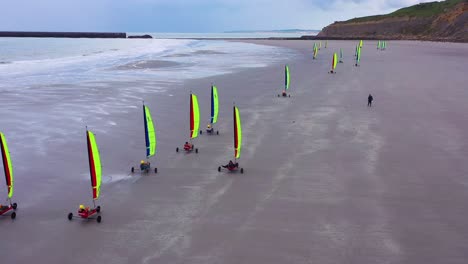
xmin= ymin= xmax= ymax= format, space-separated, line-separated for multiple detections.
xmin=0 ymin=38 xmax=293 ymax=159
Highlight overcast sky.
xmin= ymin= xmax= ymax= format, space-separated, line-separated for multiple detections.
xmin=1 ymin=0 xmax=436 ymax=32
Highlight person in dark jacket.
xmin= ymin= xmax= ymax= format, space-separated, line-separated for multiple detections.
xmin=368 ymin=94 xmax=374 ymax=107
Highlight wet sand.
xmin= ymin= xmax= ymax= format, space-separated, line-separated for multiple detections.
xmin=2 ymin=40 xmax=468 ymax=263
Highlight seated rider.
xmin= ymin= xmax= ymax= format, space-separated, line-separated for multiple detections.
xmin=223 ymin=160 xmax=236 ymax=169
xmin=79 ymin=204 xmax=86 ymax=213
xmin=184 ymin=141 xmax=192 ymax=149
xmin=282 ymin=90 xmax=287 ymax=96
xmin=207 ymin=124 xmax=212 ymax=132
xmin=140 ymin=160 xmax=149 ymax=170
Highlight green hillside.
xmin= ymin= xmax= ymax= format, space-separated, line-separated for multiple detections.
xmin=346 ymin=0 xmax=464 ymax=23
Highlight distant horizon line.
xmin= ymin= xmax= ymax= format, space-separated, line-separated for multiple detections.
xmin=0 ymin=29 xmax=321 ymax=34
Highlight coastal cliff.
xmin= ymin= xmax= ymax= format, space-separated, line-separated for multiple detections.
xmin=318 ymin=0 xmax=468 ymax=42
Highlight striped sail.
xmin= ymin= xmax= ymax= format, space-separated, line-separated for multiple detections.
xmin=332 ymin=53 xmax=337 ymax=70
xmin=211 ymin=86 xmax=219 ymax=124
xmin=86 ymin=130 xmax=102 ymax=200
xmin=190 ymin=93 xmax=200 ymax=139
xmin=0 ymin=133 xmax=13 ymax=199
xmin=143 ymin=104 xmax=156 ymax=158
xmin=233 ymin=106 xmax=242 ymax=159
xmin=356 ymin=46 xmax=362 ymax=64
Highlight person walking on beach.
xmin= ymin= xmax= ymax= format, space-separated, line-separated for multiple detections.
xmin=368 ymin=94 xmax=373 ymax=107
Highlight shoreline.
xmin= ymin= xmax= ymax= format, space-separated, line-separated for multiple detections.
xmin=1 ymin=31 xmax=466 ymax=42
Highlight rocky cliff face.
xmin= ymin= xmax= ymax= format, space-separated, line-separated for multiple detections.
xmin=318 ymin=1 xmax=467 ymax=42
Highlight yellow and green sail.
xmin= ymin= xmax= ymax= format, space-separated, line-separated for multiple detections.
xmin=143 ymin=104 xmax=156 ymax=158
xmin=233 ymin=106 xmax=242 ymax=159
xmin=86 ymin=130 xmax=102 ymax=200
xmin=190 ymin=93 xmax=200 ymax=139
xmin=356 ymin=46 xmax=361 ymax=65
xmin=211 ymin=86 xmax=219 ymax=124
xmin=0 ymin=132 xmax=14 ymax=199
xmin=285 ymin=65 xmax=290 ymax=90
xmin=360 ymin=40 xmax=363 ymax=48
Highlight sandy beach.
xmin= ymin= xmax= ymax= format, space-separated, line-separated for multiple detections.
xmin=2 ymin=40 xmax=468 ymax=263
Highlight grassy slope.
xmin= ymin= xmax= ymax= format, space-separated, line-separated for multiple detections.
xmin=344 ymin=0 xmax=463 ymax=23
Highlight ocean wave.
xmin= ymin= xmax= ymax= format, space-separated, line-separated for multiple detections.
xmin=115 ymin=60 xmax=181 ymax=70
xmin=164 ymin=49 xmax=226 ymax=58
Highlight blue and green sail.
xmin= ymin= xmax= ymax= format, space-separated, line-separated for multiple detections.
xmin=356 ymin=46 xmax=362 ymax=65
xmin=285 ymin=65 xmax=290 ymax=90
xmin=143 ymin=104 xmax=156 ymax=158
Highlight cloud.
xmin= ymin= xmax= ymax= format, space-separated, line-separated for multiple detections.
xmin=0 ymin=0 xmax=439 ymax=32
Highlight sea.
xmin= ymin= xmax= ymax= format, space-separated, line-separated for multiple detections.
xmin=0 ymin=32 xmax=304 ymax=161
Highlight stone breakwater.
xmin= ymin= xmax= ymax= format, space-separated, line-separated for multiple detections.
xmin=0 ymin=31 xmax=127 ymax=38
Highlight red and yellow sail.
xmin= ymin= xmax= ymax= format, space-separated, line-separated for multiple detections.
xmin=0 ymin=132 xmax=13 ymax=199
xmin=233 ymin=106 xmax=242 ymax=159
xmin=332 ymin=52 xmax=337 ymax=70
xmin=190 ymin=93 xmax=200 ymax=139
xmin=86 ymin=130 xmax=102 ymax=200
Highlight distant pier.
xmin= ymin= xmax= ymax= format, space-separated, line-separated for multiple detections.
xmin=0 ymin=31 xmax=127 ymax=38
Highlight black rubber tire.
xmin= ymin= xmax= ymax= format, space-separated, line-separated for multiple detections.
xmin=68 ymin=213 xmax=73 ymax=221
xmin=216 ymin=131 xmax=219 ymax=135
xmin=289 ymin=95 xmax=291 ymax=97
xmin=131 ymin=167 xmax=134 ymax=173
xmin=12 ymin=203 xmax=17 ymax=210
xmin=240 ymin=168 xmax=244 ymax=174
xmin=200 ymin=131 xmax=202 ymax=135
xmin=277 ymin=94 xmax=280 ymax=97
xmin=176 ymin=147 xmax=179 ymax=152
xmin=195 ymin=148 xmax=198 ymax=153
xmin=97 ymin=215 xmax=102 ymax=223
xmin=11 ymin=212 xmax=16 ymax=219
xmin=96 ymin=206 xmax=101 ymax=213
xmin=218 ymin=166 xmax=221 ymax=172
xmin=154 ymin=167 xmax=158 ymax=173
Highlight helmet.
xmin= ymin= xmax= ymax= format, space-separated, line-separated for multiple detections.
xmin=79 ymin=204 xmax=85 ymax=210
xmin=207 ymin=124 xmax=211 ymax=128
xmin=141 ymin=160 xmax=145 ymax=164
